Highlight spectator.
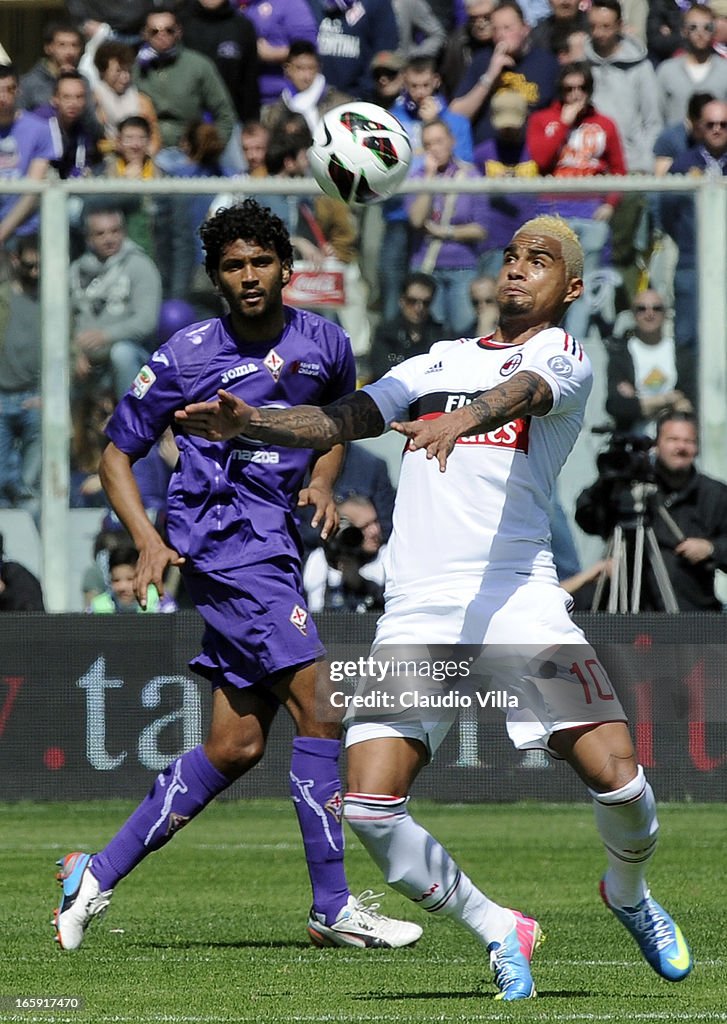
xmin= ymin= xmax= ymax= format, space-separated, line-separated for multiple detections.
xmin=0 ymin=66 xmax=57 ymax=245
xmin=576 ymin=411 xmax=727 ymax=611
xmin=369 ymin=270 xmax=450 ymax=379
xmin=585 ymin=0 xmax=661 ymax=304
xmin=646 ymin=0 xmax=712 ymax=66
xmin=314 ymin=0 xmax=400 ymax=99
xmin=714 ymin=0 xmax=727 ymax=57
xmin=393 ymin=55 xmax=474 ymax=160
xmin=39 ymin=70 xmax=103 ymax=178
xmin=261 ymin=40 xmax=353 ymax=138
xmin=368 ymin=50 xmax=405 ymax=108
xmin=605 ymin=288 xmax=693 ymax=435
xmin=585 ymin=2 xmax=661 ymax=174
xmin=334 ymin=444 xmax=396 ymax=540
xmin=530 ymin=0 xmax=590 ymax=58
xmin=439 ymin=0 xmax=494 ymax=103
xmin=19 ymin=20 xmax=86 ymax=111
xmin=661 ymin=97 xmax=727 ymax=400
xmin=393 ymin=0 xmax=447 ymax=61
xmin=527 ymin=61 xmax=626 ymax=343
xmin=450 ymin=0 xmax=560 ymax=144
xmin=70 ymin=207 xmax=162 ymax=400
xmin=243 ymin=0 xmax=318 ymax=109
xmin=70 ymin=387 xmax=122 ymax=508
xmin=0 ymin=235 xmax=41 ymax=512
xmin=240 ymin=120 xmax=270 ymax=175
xmin=87 ymin=542 xmax=167 ymax=613
xmin=303 ymin=495 xmax=386 ymax=612
xmin=102 ymin=115 xmax=161 ymax=259
xmin=472 ymin=88 xmax=541 ymax=278
xmin=92 ymin=40 xmax=161 ymax=154
xmin=406 ymin=119 xmax=486 ymax=335
xmin=180 ymin=0 xmax=260 ymax=128
xmin=467 ymin=272 xmax=499 ymax=335
xmin=656 ymin=4 xmax=727 ymax=127
xmin=653 ymin=89 xmax=714 ymax=176
xmin=133 ymin=7 xmax=236 ymax=158
xmin=0 ymin=532 xmax=45 ymax=611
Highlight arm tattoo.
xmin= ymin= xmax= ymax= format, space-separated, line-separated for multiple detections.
xmin=248 ymin=390 xmax=386 ymax=448
xmin=463 ymin=371 xmax=553 ymax=434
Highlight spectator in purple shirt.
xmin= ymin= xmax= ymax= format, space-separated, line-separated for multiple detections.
xmin=52 ymin=198 xmax=422 ymax=956
xmin=241 ymin=0 xmax=318 ymax=109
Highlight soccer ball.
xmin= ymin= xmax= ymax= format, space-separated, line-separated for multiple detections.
xmin=309 ymin=102 xmax=412 ymax=206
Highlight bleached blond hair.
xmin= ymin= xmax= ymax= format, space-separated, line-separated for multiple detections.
xmin=515 ymin=215 xmax=584 ymax=280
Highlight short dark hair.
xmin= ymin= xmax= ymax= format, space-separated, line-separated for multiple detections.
xmin=265 ymin=129 xmax=311 ymax=175
xmin=493 ymin=1 xmax=526 ymax=23
xmin=0 ymin=64 xmax=18 ymax=84
xmin=117 ymin=115 xmax=151 ymax=136
xmin=286 ymin=39 xmax=318 ymax=61
xmin=590 ymin=0 xmax=622 ymax=20
xmin=53 ymin=69 xmax=86 ymax=92
xmin=558 ymin=61 xmax=593 ymax=95
xmin=16 ymin=232 xmax=39 ymax=258
xmin=405 ymin=55 xmax=438 ymax=75
xmin=687 ymin=91 xmax=716 ymax=123
xmin=94 ymin=41 xmax=135 ymax=75
xmin=108 ymin=544 xmax=139 ymax=572
xmin=43 ymin=20 xmax=82 ymax=46
xmin=401 ymin=271 xmax=437 ymax=296
xmin=655 ymin=409 xmax=698 ymax=438
xmin=200 ymin=199 xmax=294 ymax=278
xmin=145 ymin=6 xmax=180 ymax=26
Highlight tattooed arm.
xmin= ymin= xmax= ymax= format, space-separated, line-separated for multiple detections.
xmin=174 ymin=388 xmax=386 ymax=448
xmin=391 ymin=371 xmax=553 ymax=472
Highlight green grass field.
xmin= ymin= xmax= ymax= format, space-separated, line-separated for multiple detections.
xmin=1 ymin=800 xmax=724 ymax=1023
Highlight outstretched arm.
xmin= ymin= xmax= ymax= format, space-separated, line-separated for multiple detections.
xmin=392 ymin=370 xmax=553 ymax=472
xmin=175 ymin=388 xmax=387 ymax=448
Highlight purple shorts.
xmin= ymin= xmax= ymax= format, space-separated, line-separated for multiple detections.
xmin=184 ymin=560 xmax=324 ymax=690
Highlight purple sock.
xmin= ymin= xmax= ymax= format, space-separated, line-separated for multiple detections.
xmin=290 ymin=736 xmax=350 ymax=923
xmin=91 ymin=745 xmax=229 ymax=890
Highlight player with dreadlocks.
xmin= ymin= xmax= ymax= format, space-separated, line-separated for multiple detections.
xmin=52 ymin=198 xmax=422 ymax=953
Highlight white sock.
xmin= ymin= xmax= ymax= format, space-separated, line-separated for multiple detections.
xmin=589 ymin=765 xmax=658 ymax=908
xmin=344 ymin=792 xmax=513 ymax=946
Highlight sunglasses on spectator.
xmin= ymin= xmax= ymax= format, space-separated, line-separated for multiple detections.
xmin=634 ymin=303 xmax=664 ymax=313
xmin=468 ymin=13 xmax=492 ymax=22
xmin=19 ymin=259 xmax=39 ymax=271
xmin=374 ymin=68 xmax=399 ymax=80
xmin=148 ymin=25 xmax=177 ymax=35
xmin=685 ymin=21 xmax=714 ymax=32
xmin=703 ymin=120 xmax=727 ymax=129
xmin=403 ymin=295 xmax=432 ymax=306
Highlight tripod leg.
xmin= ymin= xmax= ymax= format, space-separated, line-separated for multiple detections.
xmin=645 ymin=527 xmax=680 ymax=613
xmin=631 ymin=520 xmax=645 ymax=612
xmin=592 ymin=534 xmax=615 ymax=611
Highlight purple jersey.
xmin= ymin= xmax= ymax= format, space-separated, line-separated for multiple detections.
xmin=106 ymin=307 xmax=356 ymax=572
xmin=0 ymin=111 xmax=58 ymax=235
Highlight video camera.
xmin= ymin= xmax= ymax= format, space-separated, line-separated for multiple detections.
xmin=323 ymin=517 xmax=365 ymax=568
xmin=596 ymin=432 xmax=654 ymax=486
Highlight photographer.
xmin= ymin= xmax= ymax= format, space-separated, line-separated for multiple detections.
xmin=576 ymin=412 xmax=727 ymax=611
xmin=303 ymin=495 xmax=386 ymax=613
xmin=0 ymin=532 xmax=45 ymax=611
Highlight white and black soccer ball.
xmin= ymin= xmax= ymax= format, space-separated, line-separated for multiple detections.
xmin=309 ymin=102 xmax=413 ymax=206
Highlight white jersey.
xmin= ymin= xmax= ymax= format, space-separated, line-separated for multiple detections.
xmin=362 ymin=329 xmax=592 ymax=600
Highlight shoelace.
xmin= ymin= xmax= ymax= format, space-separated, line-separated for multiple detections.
xmin=630 ymin=901 xmax=674 ymax=953
xmin=348 ymin=890 xmax=386 ymax=922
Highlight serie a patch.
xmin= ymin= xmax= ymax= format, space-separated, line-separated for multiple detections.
xmin=132 ymin=364 xmax=156 ymax=399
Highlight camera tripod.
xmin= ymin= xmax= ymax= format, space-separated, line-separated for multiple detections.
xmin=591 ymin=481 xmax=680 ymax=613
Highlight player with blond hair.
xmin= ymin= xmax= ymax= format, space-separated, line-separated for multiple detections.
xmin=176 ymin=216 xmax=692 ymax=1000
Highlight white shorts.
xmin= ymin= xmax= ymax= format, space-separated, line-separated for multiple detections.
xmin=344 ymin=578 xmax=627 ymax=757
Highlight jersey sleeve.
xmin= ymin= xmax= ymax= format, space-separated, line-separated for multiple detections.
xmin=104 ymin=347 xmax=187 ymax=458
xmin=361 ymin=339 xmax=458 ymax=425
xmin=517 ymin=328 xmax=593 ymax=416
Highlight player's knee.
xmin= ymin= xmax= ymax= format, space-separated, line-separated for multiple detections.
xmin=204 ymin=733 xmax=266 ymax=779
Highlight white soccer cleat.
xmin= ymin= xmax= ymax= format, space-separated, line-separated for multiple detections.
xmin=53 ymin=852 xmax=112 ymax=950
xmin=307 ymin=890 xmax=423 ymax=948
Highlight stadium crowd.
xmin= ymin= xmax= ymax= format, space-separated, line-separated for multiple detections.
xmin=0 ymin=0 xmax=726 ymax=612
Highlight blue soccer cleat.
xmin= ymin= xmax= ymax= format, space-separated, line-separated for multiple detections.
xmin=487 ymin=910 xmax=543 ymax=1001
xmin=53 ymin=852 xmax=112 ymax=951
xmin=600 ymin=878 xmax=692 ymax=982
